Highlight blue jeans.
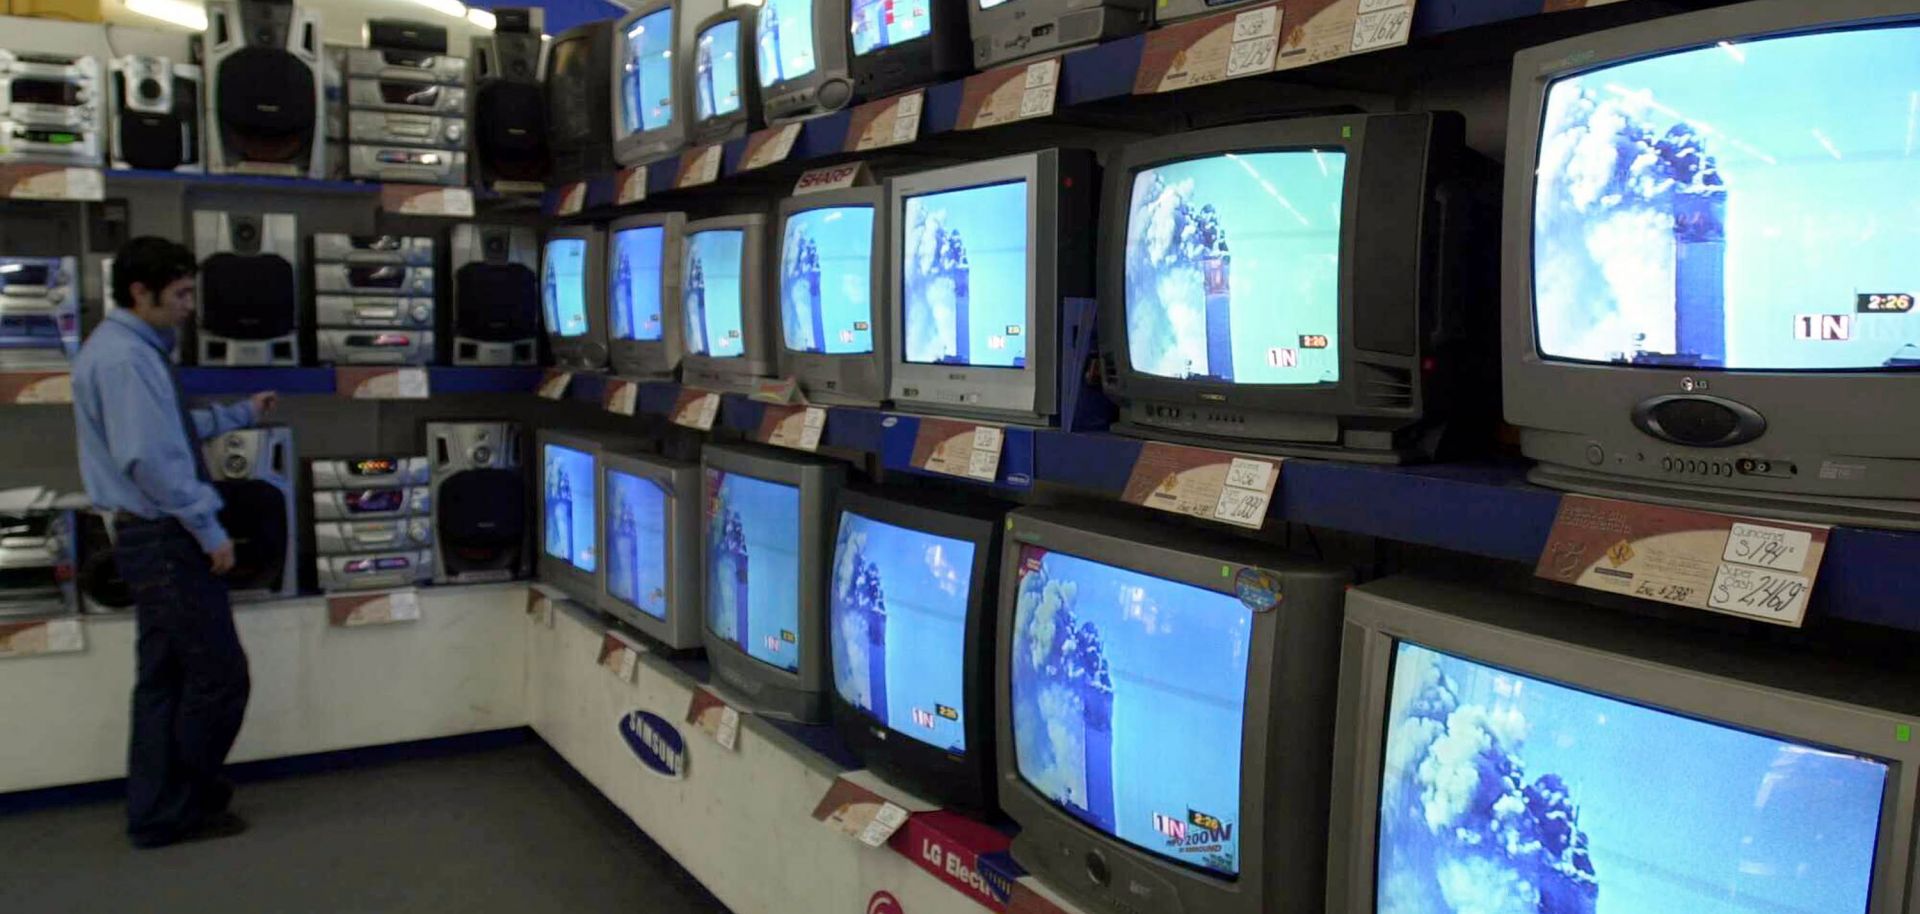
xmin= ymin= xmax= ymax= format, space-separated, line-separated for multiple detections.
xmin=114 ymin=517 xmax=251 ymax=845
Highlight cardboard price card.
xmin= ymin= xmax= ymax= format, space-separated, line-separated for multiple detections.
xmin=684 ymin=686 xmax=742 ymax=750
xmin=536 ymin=370 xmax=574 ymax=400
xmin=1120 ymin=442 xmax=1281 ymax=529
xmin=337 ymin=367 xmax=429 ymax=399
xmin=677 ymin=145 xmax=724 ymax=188
xmin=845 ymin=90 xmax=925 ymax=152
xmin=1534 ymin=494 xmax=1831 ymax=627
xmin=910 ymin=418 xmax=1005 ymax=482
xmin=811 ymin=771 xmax=937 ymax=848
xmin=598 ymin=631 xmax=644 ymax=683
xmin=617 ymin=165 xmax=649 ymax=205
xmin=959 ymin=58 xmax=1060 ymax=130
xmin=0 ymin=165 xmax=103 ymax=201
xmin=0 ymin=617 xmax=85 ymax=659
xmin=555 ymin=181 xmax=589 ymax=216
xmin=379 ymin=184 xmax=475 ymax=217
xmin=525 ymin=586 xmax=556 ymax=627
xmin=0 ymin=371 xmax=73 ymax=405
xmin=604 ymin=378 xmax=640 ymax=416
xmin=326 ymin=589 xmax=422 ymax=627
xmin=1134 ymin=3 xmax=1283 ymax=94
xmin=748 ymin=376 xmax=804 ymax=404
xmin=758 ymin=405 xmax=826 ymax=452
xmin=670 ymin=388 xmax=723 ymax=431
xmin=741 ymin=122 xmax=803 ymax=172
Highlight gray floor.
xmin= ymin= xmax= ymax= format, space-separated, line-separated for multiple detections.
xmin=0 ymin=742 xmax=732 ymax=914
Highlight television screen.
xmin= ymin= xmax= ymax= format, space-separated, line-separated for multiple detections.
xmin=782 ymin=205 xmax=876 ymax=355
xmin=543 ymin=444 xmax=597 ymax=572
xmin=829 ymin=510 xmax=976 ymax=752
xmin=850 ymin=0 xmax=932 ymax=55
xmin=706 ymin=468 xmax=802 ymax=671
xmin=1009 ymin=544 xmax=1251 ymax=878
xmin=683 ymin=229 xmax=747 ymax=358
xmin=902 ymin=180 xmax=1030 ymax=368
xmin=1377 ymin=640 xmax=1889 ymax=913
xmin=695 ymin=19 xmax=745 ymax=121
xmin=1533 ymin=24 xmax=1920 ymax=371
xmin=611 ymin=225 xmax=667 ymax=343
xmin=619 ymin=8 xmax=676 ymax=135
xmin=1125 ymin=151 xmax=1345 ymax=384
xmin=757 ymin=0 xmax=818 ymax=86
xmin=606 ymin=469 xmax=671 ymax=620
xmin=543 ymin=238 xmax=590 ymax=338
xmin=978 ymin=0 xmax=1009 ymax=8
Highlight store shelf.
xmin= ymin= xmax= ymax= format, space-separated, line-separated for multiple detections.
xmin=177 ymin=366 xmax=543 ymax=397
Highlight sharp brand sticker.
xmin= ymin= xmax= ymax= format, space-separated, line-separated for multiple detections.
xmin=619 ymin=710 xmax=688 ymax=779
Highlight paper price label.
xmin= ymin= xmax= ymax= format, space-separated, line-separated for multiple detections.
xmin=961 ymin=59 xmax=1060 ymax=129
xmin=671 ymin=389 xmax=722 ymax=430
xmin=1721 ymin=522 xmax=1814 ymax=574
xmin=968 ymin=426 xmax=1004 ymax=481
xmin=1018 ymin=59 xmax=1060 ymax=120
xmin=536 ymin=370 xmax=574 ymax=400
xmin=380 ymin=185 xmax=475 ymax=217
xmin=908 ymin=418 xmax=1006 ymax=482
xmin=617 ymin=165 xmax=649 ymax=204
xmin=604 ymin=379 xmax=639 ymax=416
xmin=1350 ymin=1 xmax=1413 ymax=53
xmin=0 ymin=165 xmax=103 ymax=201
xmin=598 ymin=632 xmax=642 ymax=683
xmin=0 ymin=371 xmax=73 ymax=404
xmin=859 ymin=803 xmax=910 ymax=847
xmin=677 ymin=145 xmax=724 ymax=188
xmin=1121 ymin=443 xmax=1281 ymax=529
xmin=685 ymin=686 xmax=742 ymax=750
xmin=891 ymin=95 xmax=923 ymax=144
xmin=327 ymin=589 xmax=421 ymax=627
xmin=0 ymin=617 xmax=85 ymax=659
xmin=555 ymin=182 xmax=588 ymax=216
xmin=741 ymin=122 xmax=803 ymax=171
xmin=1136 ymin=3 xmax=1283 ymax=93
xmin=749 ymin=376 xmax=804 ymax=404
xmin=811 ymin=772 xmax=934 ymax=847
xmin=1213 ymin=486 xmax=1271 ymax=527
xmin=846 ymin=90 xmax=926 ymax=152
xmin=525 ymin=588 xmax=555 ymax=627
xmin=714 ymin=706 xmax=740 ymax=750
xmin=338 ymin=367 xmax=429 ymax=399
xmin=761 ymin=405 xmax=827 ymax=452
xmin=1708 ymin=565 xmax=1813 ymax=622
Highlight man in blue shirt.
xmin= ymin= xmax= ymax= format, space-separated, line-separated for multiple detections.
xmin=72 ymin=237 xmax=276 ymax=849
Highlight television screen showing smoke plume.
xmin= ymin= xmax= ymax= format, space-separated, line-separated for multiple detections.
xmin=542 ymin=239 xmax=589 ymax=338
xmin=1010 ymin=544 xmax=1252 ymax=877
xmin=1125 ymin=151 xmax=1345 ymax=384
xmin=543 ymin=444 xmax=597 ymax=572
xmin=611 ymin=226 xmax=666 ymax=343
xmin=606 ymin=469 xmax=670 ymax=621
xmin=1376 ymin=641 xmax=1888 ymax=914
xmin=705 ymin=469 xmax=802 ymax=671
xmin=682 ymin=229 xmax=747 ymax=358
xmin=829 ymin=510 xmax=976 ymax=752
xmin=782 ymin=206 xmax=876 ymax=355
xmin=902 ymin=180 xmax=1030 ymax=368
xmin=1534 ymin=25 xmax=1920 ymax=370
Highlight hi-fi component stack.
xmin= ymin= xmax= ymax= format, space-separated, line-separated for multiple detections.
xmin=342 ymin=19 xmax=468 ymax=185
xmin=0 ymin=49 xmax=104 ymax=166
xmin=0 ymin=255 xmax=80 ymax=369
xmin=312 ymin=456 xmax=434 ymax=592
xmin=312 ymin=233 xmax=436 ymax=364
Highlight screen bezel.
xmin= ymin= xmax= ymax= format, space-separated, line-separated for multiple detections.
xmin=681 ymin=212 xmax=776 ymax=391
xmin=754 ymin=0 xmax=851 ymax=118
xmin=541 ymin=225 xmax=609 ymax=371
xmin=775 ymin=185 xmax=890 ymax=405
xmin=598 ymin=449 xmax=705 ymax=651
xmin=612 ymin=0 xmax=691 ymax=166
xmin=607 ymin=210 xmax=689 ymax=378
xmin=535 ymin=430 xmax=604 ymax=603
xmin=1327 ymin=575 xmax=1920 ymax=914
xmin=688 ymin=6 xmax=762 ymax=146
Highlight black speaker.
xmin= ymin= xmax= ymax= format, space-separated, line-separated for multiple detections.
xmin=470 ymin=7 xmax=550 ymax=189
xmin=428 ymin=422 xmax=529 ymax=584
xmin=204 ymin=0 xmax=324 ymax=178
xmin=203 ymin=427 xmax=298 ymax=601
xmin=110 ymin=56 xmax=202 ymax=173
xmin=77 ymin=513 xmax=133 ymax=613
xmin=449 ymin=225 xmax=539 ymax=365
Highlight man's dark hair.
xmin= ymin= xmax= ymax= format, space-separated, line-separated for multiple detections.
xmin=111 ymin=236 xmax=199 ymax=311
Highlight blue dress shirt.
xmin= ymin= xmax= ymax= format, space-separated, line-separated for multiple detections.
xmin=71 ymin=310 xmax=257 ymax=552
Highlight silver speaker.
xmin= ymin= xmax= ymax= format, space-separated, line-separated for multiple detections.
xmin=203 ymin=426 xmax=297 ymax=601
xmin=428 ymin=421 xmax=528 ymax=584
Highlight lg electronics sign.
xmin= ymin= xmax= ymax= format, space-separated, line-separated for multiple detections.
xmin=867 ymin=891 xmax=904 ymax=914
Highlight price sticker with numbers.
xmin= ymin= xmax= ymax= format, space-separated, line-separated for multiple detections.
xmin=1535 ymin=495 xmax=1830 ymax=627
xmin=670 ymin=388 xmax=722 ymax=430
xmin=1135 ymin=2 xmax=1283 ymax=93
xmin=604 ymin=379 xmax=639 ymax=416
xmin=908 ymin=417 xmax=1007 ymax=483
xmin=1121 ymin=443 xmax=1281 ymax=529
xmin=685 ymin=686 xmax=743 ymax=751
xmin=676 ymin=145 xmax=724 ymax=188
xmin=960 ymin=58 xmax=1060 ymax=130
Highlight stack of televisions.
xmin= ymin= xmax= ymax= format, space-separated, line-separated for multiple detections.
xmin=525 ymin=3 xmax=1920 ymax=913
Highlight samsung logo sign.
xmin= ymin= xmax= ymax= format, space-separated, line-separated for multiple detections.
xmin=619 ymin=710 xmax=687 ymax=779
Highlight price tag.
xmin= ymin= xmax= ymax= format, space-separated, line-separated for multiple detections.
xmin=1534 ymin=495 xmax=1830 ymax=627
xmin=748 ymin=376 xmax=804 ymax=404
xmin=760 ymin=405 xmax=827 ymax=452
xmin=337 ymin=367 xmax=429 ymax=399
xmin=555 ymin=181 xmax=588 ymax=216
xmin=617 ymin=165 xmax=649 ymax=205
xmin=379 ymin=184 xmax=475 ymax=217
xmin=525 ymin=587 xmax=556 ymax=627
xmin=741 ymin=122 xmax=803 ymax=172
xmin=860 ymin=803 xmax=910 ymax=847
xmin=1018 ymin=59 xmax=1060 ymax=119
xmin=604 ymin=379 xmax=639 ymax=416
xmin=968 ymin=426 xmax=1004 ymax=481
xmin=677 ymin=145 xmax=724 ymax=189
xmin=0 ymin=617 xmax=85 ymax=659
xmin=326 ymin=589 xmax=422 ymax=627
xmin=891 ymin=92 xmax=923 ymax=143
xmin=811 ymin=771 xmax=937 ymax=847
xmin=536 ymin=370 xmax=574 ymax=400
xmin=908 ymin=418 xmax=1007 ymax=482
xmin=670 ymin=388 xmax=722 ymax=430
xmin=0 ymin=371 xmax=73 ymax=404
xmin=845 ymin=90 xmax=926 ymax=152
xmin=1121 ymin=443 xmax=1281 ymax=529
xmin=960 ymin=59 xmax=1060 ymax=130
xmin=1136 ymin=3 xmax=1283 ymax=93
xmin=598 ymin=631 xmax=643 ymax=683
xmin=1349 ymin=0 xmax=1413 ymax=53
xmin=0 ymin=165 xmax=103 ymax=201
xmin=685 ymin=686 xmax=742 ymax=750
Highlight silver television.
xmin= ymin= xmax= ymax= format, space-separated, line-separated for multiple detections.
xmin=612 ymin=0 xmax=689 ymax=166
xmin=775 ymin=185 xmax=888 ymax=405
xmin=541 ymin=224 xmax=609 ymax=371
xmin=680 ymin=212 xmax=776 ymax=392
xmin=608 ymin=210 xmax=688 ymax=378
xmin=755 ymin=0 xmax=855 ymax=121
xmin=600 ymin=448 xmax=704 ymax=651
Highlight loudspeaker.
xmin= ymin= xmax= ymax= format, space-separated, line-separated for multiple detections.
xmin=110 ymin=55 xmax=201 ymax=173
xmin=204 ymin=0 xmax=324 ymax=178
xmin=470 ymin=7 xmax=549 ymax=190
xmin=428 ymin=421 xmax=528 ymax=584
xmin=194 ymin=210 xmax=300 ymax=366
xmin=449 ymin=224 xmax=539 ymax=365
xmin=203 ymin=427 xmax=297 ymax=601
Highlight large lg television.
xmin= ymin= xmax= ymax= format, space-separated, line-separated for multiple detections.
xmin=681 ymin=212 xmax=776 ymax=392
xmin=776 ymin=186 xmax=888 ymax=405
xmin=542 ymin=225 xmax=609 ymax=371
xmin=689 ymin=5 xmax=762 ymax=146
xmin=848 ymin=0 xmax=970 ymax=102
xmin=830 ymin=487 xmax=1006 ymax=811
xmin=701 ymin=443 xmax=846 ymax=722
xmin=537 ymin=430 xmax=604 ymax=603
xmin=889 ymin=149 xmax=1096 ymax=424
xmin=544 ymin=20 xmax=618 ymax=182
xmin=967 ymin=0 xmax=1146 ymax=69
xmin=608 ymin=211 xmax=687 ymax=377
xmin=1101 ymin=113 xmax=1487 ymax=463
xmin=995 ymin=507 xmax=1347 ymax=914
xmin=1327 ymin=575 xmax=1920 ymax=914
xmin=600 ymin=448 xmax=704 ymax=651
xmin=755 ymin=0 xmax=854 ymax=121
xmin=613 ymin=0 xmax=689 ymax=166
xmin=1504 ymin=0 xmax=1920 ymax=528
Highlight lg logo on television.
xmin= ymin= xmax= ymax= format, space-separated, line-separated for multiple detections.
xmin=866 ymin=890 xmax=904 ymax=914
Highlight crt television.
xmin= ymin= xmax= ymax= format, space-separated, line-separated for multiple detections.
xmin=776 ymin=185 xmax=888 ymax=405
xmin=755 ymin=0 xmax=854 ymax=120
xmin=889 ymin=148 xmax=1096 ymax=424
xmin=966 ymin=0 xmax=1146 ymax=69
xmin=830 ymin=486 xmax=1006 ymax=812
xmin=1327 ymin=575 xmax=1920 ymax=914
xmin=608 ymin=210 xmax=688 ymax=377
xmin=1503 ymin=0 xmax=1920 ymax=528
xmin=537 ymin=430 xmax=604 ymax=604
xmin=600 ymin=448 xmax=705 ymax=651
xmin=996 ymin=506 xmax=1347 ymax=914
xmin=681 ymin=212 xmax=776 ymax=392
xmin=542 ymin=225 xmax=609 ymax=371
xmin=544 ymin=20 xmax=617 ymax=182
xmin=849 ymin=0 xmax=970 ymax=102
xmin=613 ymin=0 xmax=688 ymax=166
xmin=1102 ymin=113 xmax=1486 ymax=463
xmin=689 ymin=5 xmax=762 ymax=146
xmin=701 ymin=442 xmax=846 ymax=722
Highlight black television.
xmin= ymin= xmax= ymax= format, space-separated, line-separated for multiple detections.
xmin=544 ymin=19 xmax=617 ymax=182
xmin=848 ymin=0 xmax=970 ymax=102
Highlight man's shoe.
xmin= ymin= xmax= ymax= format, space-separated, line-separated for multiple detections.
xmin=201 ymin=779 xmax=234 ymax=816
xmin=131 ymin=812 xmax=249 ymax=849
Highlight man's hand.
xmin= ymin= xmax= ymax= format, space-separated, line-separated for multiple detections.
xmin=208 ymin=541 xmax=236 ymax=575
xmin=250 ymin=391 xmax=278 ymax=421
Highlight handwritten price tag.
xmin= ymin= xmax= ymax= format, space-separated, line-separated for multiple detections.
xmin=338 ymin=367 xmax=429 ymax=399
xmin=685 ymin=686 xmax=742 ymax=750
xmin=1121 ymin=443 xmax=1281 ymax=529
xmin=741 ymin=122 xmax=803 ymax=172
xmin=617 ymin=165 xmax=649 ymax=204
xmin=0 ymin=165 xmax=103 ymax=201
xmin=677 ymin=145 xmax=724 ymax=188
xmin=555 ymin=182 xmax=588 ymax=216
xmin=1350 ymin=0 xmax=1414 ymax=52
xmin=671 ymin=389 xmax=722 ymax=431
xmin=891 ymin=92 xmax=923 ymax=143
xmin=1708 ymin=565 xmax=1813 ymax=621
xmin=761 ymin=405 xmax=827 ymax=452
xmin=0 ymin=617 xmax=85 ymax=658
xmin=537 ymin=370 xmax=574 ymax=400
xmin=961 ymin=59 xmax=1059 ymax=129
xmin=326 ymin=589 xmax=421 ymax=627
xmin=598 ymin=631 xmax=643 ymax=683
xmin=1721 ymin=522 xmax=1813 ymax=574
xmin=604 ymin=379 xmax=639 ymax=416
xmin=967 ymin=426 xmax=1004 ymax=481
xmin=380 ymin=185 xmax=475 ymax=217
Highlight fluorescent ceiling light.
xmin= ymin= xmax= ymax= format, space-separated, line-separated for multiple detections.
xmin=409 ymin=0 xmax=469 ymax=18
xmin=125 ymin=0 xmax=208 ymax=30
xmin=466 ymin=7 xmax=497 ymax=29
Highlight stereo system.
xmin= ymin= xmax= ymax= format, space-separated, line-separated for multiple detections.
xmin=343 ymin=24 xmax=468 ymax=186
xmin=204 ymin=0 xmax=325 ymax=178
xmin=0 ymin=255 xmax=80 ymax=369
xmin=310 ymin=455 xmax=434 ymax=592
xmin=0 ymin=49 xmax=104 ymax=166
xmin=449 ymin=224 xmax=540 ymax=365
xmin=0 ymin=510 xmax=76 ymax=618
xmin=310 ymin=234 xmax=436 ymax=365
xmin=109 ymin=55 xmax=202 ymax=172
xmin=428 ymin=421 xmax=528 ymax=584
xmin=195 ymin=211 xmax=301 ymax=365
xmin=204 ymin=427 xmax=298 ymax=601
xmin=470 ymin=6 xmax=548 ymax=192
